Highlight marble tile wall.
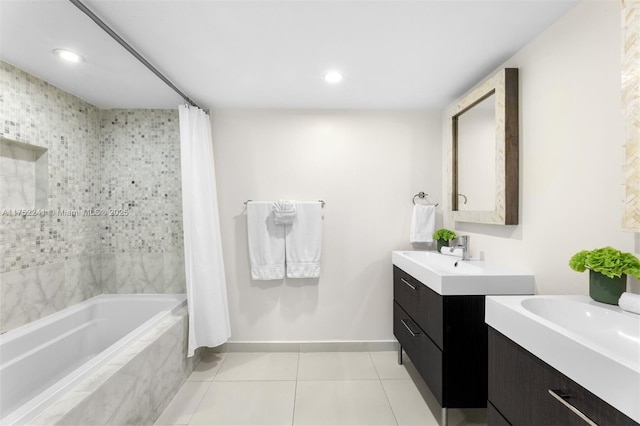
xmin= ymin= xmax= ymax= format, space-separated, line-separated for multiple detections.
xmin=101 ymin=252 xmax=185 ymax=294
xmin=0 ymin=62 xmax=186 ymax=332
xmin=0 ymin=257 xmax=101 ymax=332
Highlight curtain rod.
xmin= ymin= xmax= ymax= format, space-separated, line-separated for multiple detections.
xmin=68 ymin=0 xmax=202 ymax=110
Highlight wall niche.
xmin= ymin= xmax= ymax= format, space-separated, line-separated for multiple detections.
xmin=0 ymin=137 xmax=48 ymax=210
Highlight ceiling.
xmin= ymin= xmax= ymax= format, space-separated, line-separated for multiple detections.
xmin=0 ymin=0 xmax=579 ymax=110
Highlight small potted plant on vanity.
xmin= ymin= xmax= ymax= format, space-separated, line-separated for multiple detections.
xmin=433 ymin=228 xmax=457 ymax=252
xmin=569 ymin=246 xmax=640 ymax=305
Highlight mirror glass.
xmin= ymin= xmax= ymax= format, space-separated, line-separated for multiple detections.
xmin=456 ymin=93 xmax=496 ymax=211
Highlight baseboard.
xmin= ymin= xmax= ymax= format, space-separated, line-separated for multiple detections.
xmin=210 ymin=340 xmax=398 ymax=353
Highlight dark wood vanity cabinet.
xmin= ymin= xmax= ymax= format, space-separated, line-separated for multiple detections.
xmin=392 ymin=265 xmax=487 ymax=409
xmin=488 ymin=327 xmax=639 ymax=426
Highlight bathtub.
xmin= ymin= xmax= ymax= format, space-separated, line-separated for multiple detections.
xmin=0 ymin=293 xmax=189 ymax=425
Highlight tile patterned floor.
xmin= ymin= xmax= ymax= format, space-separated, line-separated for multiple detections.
xmin=154 ymin=351 xmax=487 ymax=426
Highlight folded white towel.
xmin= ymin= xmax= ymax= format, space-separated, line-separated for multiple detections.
xmin=440 ymin=246 xmax=464 ymax=257
xmin=410 ymin=205 xmax=436 ymax=243
xmin=247 ymin=202 xmax=285 ymax=280
xmin=618 ymin=292 xmax=640 ymax=315
xmin=273 ymin=200 xmax=297 ymax=225
xmin=286 ymin=201 xmax=322 ymax=278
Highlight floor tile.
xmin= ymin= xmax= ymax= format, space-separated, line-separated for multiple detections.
xmin=154 ymin=381 xmax=211 ymax=425
xmin=381 ymin=379 xmax=439 ymax=425
xmin=188 ymin=352 xmax=226 ymax=381
xmin=297 ymin=352 xmax=379 ymax=380
xmin=293 ymin=380 xmax=397 ymax=425
xmin=370 ymin=351 xmax=411 ymax=379
xmin=188 ymin=381 xmax=296 ymax=425
xmin=214 ymin=352 xmax=299 ymax=381
xmin=155 ymin=351 xmax=487 ymax=426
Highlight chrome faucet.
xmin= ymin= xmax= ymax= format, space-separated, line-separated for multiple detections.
xmin=449 ymin=235 xmax=470 ymax=261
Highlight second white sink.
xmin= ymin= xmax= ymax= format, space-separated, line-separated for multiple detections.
xmin=391 ymin=250 xmax=534 ymax=295
xmin=521 ymin=297 xmax=640 ymax=363
xmin=486 ymin=295 xmax=640 ymax=423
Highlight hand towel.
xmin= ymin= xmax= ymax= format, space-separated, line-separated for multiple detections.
xmin=273 ymin=200 xmax=297 ymax=225
xmin=410 ymin=204 xmax=436 ymax=243
xmin=247 ymin=201 xmax=285 ymax=280
xmin=285 ymin=201 xmax=322 ymax=278
xmin=618 ymin=292 xmax=640 ymax=315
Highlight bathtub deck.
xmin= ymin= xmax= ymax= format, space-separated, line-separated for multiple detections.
xmin=24 ymin=301 xmax=197 ymax=426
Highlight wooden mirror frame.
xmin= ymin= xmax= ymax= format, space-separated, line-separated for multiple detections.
xmin=450 ymin=67 xmax=519 ymax=225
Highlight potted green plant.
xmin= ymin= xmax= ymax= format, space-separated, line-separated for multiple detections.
xmin=569 ymin=246 xmax=640 ymax=304
xmin=433 ymin=228 xmax=457 ymax=252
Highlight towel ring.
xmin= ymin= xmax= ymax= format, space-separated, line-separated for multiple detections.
xmin=412 ymin=192 xmax=439 ymax=207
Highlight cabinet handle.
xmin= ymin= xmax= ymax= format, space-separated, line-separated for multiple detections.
xmin=548 ymin=389 xmax=598 ymax=426
xmin=400 ymin=278 xmax=417 ymax=290
xmin=400 ymin=319 xmax=420 ymax=337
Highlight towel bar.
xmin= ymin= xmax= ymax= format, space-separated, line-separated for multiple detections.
xmin=244 ymin=199 xmax=325 ymax=208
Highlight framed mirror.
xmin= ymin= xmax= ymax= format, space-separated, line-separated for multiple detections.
xmin=450 ymin=68 xmax=519 ymax=225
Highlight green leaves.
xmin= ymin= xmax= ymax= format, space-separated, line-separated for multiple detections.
xmin=569 ymin=246 xmax=640 ymax=279
xmin=433 ymin=228 xmax=457 ymax=241
xmin=569 ymin=250 xmax=589 ymax=273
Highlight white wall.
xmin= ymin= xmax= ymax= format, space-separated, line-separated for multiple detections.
xmin=212 ymin=111 xmax=441 ymax=342
xmin=443 ymin=0 xmax=640 ymax=295
xmin=211 ymin=1 xmax=639 ymax=343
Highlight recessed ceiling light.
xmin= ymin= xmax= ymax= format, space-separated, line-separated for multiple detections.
xmin=53 ymin=49 xmax=84 ymax=63
xmin=324 ymin=71 xmax=343 ymax=84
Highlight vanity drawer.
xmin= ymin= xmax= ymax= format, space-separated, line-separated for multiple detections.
xmin=393 ymin=266 xmax=443 ymax=349
xmin=393 ymin=301 xmax=443 ymax=405
xmin=488 ymin=327 xmax=638 ymax=426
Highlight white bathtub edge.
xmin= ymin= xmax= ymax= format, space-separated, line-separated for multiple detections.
xmin=30 ymin=306 xmax=189 ymax=425
xmin=2 ymin=294 xmax=187 ymax=426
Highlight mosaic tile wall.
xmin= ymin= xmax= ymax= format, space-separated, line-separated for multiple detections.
xmin=1 ymin=61 xmax=103 ymax=273
xmin=100 ymin=109 xmax=185 ymax=295
xmin=0 ymin=62 xmax=185 ymax=332
xmin=100 ymin=109 xmax=183 ymax=254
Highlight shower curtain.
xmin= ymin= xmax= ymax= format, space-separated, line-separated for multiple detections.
xmin=178 ymin=105 xmax=231 ymax=356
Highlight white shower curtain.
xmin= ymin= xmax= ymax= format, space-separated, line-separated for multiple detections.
xmin=178 ymin=104 xmax=231 ymax=356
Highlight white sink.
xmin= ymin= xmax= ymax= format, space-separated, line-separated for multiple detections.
xmin=391 ymin=250 xmax=534 ymax=295
xmin=486 ymin=295 xmax=640 ymax=423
